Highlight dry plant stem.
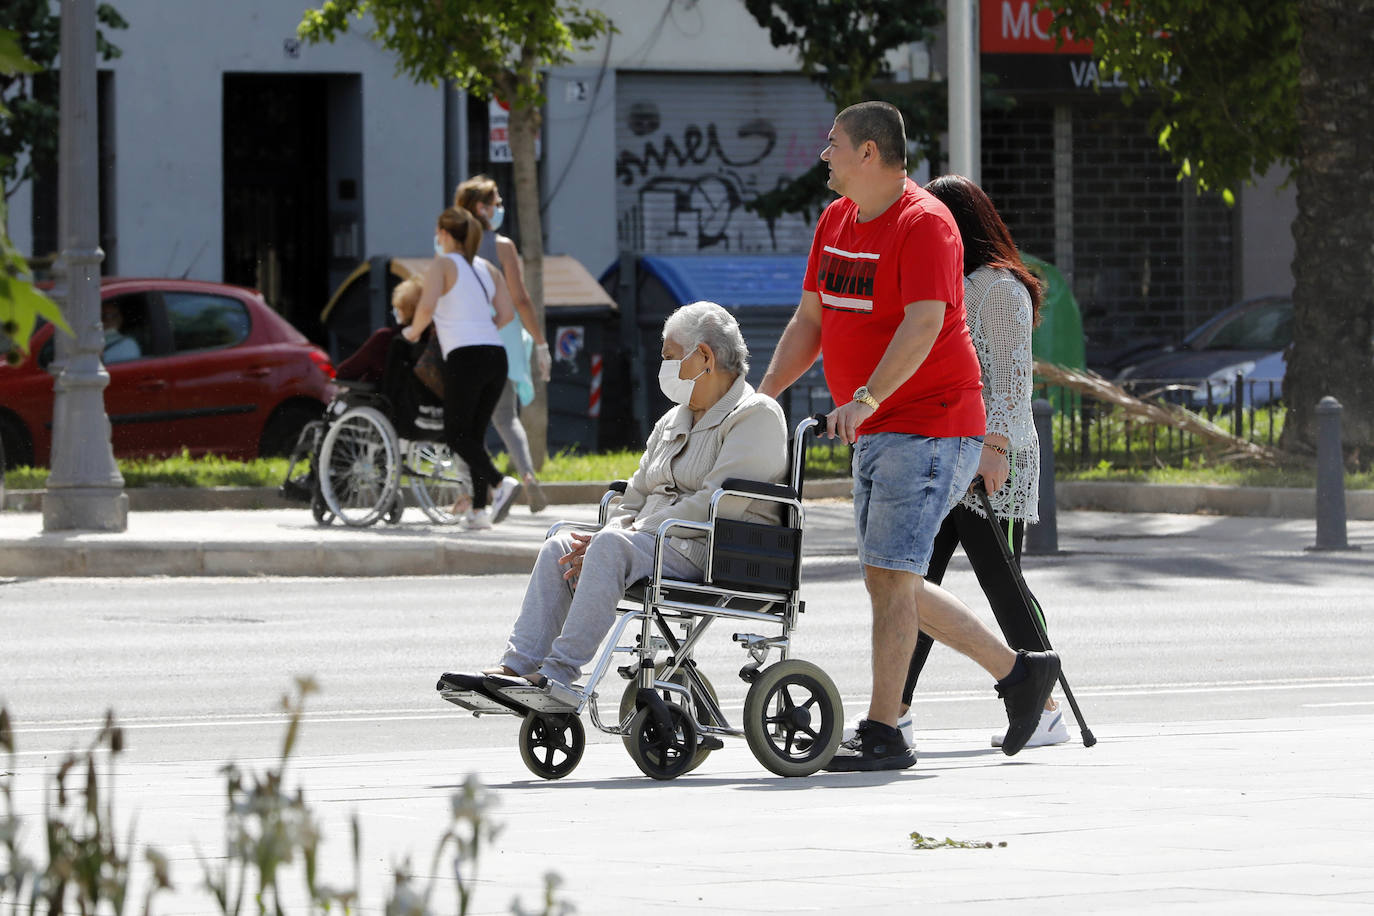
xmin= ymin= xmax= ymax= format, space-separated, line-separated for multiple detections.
xmin=1033 ymin=360 xmax=1294 ymax=464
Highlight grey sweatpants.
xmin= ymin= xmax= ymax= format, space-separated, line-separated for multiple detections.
xmin=491 ymin=381 xmax=535 ymax=479
xmin=500 ymin=526 xmax=702 ymax=687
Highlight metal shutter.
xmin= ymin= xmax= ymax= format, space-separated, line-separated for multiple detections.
xmin=615 ymin=72 xmax=833 ymax=255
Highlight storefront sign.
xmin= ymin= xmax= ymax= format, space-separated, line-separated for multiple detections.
xmin=981 ymin=0 xmax=1093 ymax=54
xmin=489 ymin=97 xmax=541 ymax=163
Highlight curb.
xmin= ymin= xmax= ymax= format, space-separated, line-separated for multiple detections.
xmin=4 ymin=479 xmax=1371 ymax=519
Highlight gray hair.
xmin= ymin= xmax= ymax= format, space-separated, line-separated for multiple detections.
xmin=662 ymin=300 xmax=750 ymax=376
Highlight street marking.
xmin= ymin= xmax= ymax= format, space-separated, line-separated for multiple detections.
xmin=1300 ymin=701 xmax=1374 ymax=708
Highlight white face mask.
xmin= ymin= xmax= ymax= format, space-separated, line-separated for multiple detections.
xmin=392 ymin=308 xmax=404 ymax=325
xmin=434 ymin=234 xmax=444 ymax=256
xmin=489 ymin=204 xmax=505 ymax=232
xmin=658 ymin=356 xmax=706 ymax=405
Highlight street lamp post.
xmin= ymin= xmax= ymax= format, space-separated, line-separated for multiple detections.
xmin=42 ymin=0 xmax=127 ymax=532
xmin=948 ymin=0 xmax=981 ymax=183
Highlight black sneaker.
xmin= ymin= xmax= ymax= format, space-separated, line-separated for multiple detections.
xmin=997 ymin=650 xmax=1061 ymax=756
xmin=822 ymin=719 xmax=916 ymax=772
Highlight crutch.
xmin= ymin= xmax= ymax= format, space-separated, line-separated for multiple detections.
xmin=973 ymin=479 xmax=1096 ymax=747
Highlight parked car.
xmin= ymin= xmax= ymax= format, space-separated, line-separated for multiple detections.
xmin=1114 ymin=295 xmax=1293 ymax=407
xmin=0 ymin=278 xmax=336 ymax=468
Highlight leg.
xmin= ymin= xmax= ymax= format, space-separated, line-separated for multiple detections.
xmin=957 ymin=508 xmax=1046 ymax=653
xmin=537 ymin=528 xmax=701 ymax=687
xmin=443 ymin=346 xmax=507 ymax=508
xmin=499 ymin=531 xmax=580 ymax=674
xmin=863 ymin=566 xmax=925 ymax=727
xmin=900 ymin=513 xmax=960 ymax=707
xmin=490 ymin=381 xmax=536 ymax=479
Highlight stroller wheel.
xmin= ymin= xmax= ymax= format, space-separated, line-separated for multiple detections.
xmin=743 ymin=659 xmax=842 ymax=777
xmin=518 ymin=712 xmax=585 ymax=780
xmin=619 ymin=669 xmax=719 ymax=774
xmin=626 ymin=701 xmax=698 ymax=780
xmin=310 ymin=489 xmax=333 ymax=526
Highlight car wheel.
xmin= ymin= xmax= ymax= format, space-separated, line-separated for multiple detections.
xmin=0 ymin=414 xmax=33 ymax=470
xmin=259 ymin=402 xmax=323 ymax=458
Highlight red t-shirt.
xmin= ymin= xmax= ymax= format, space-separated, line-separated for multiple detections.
xmin=803 ymin=179 xmax=985 ymax=438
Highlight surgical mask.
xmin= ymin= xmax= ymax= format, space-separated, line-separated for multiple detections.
xmin=658 ymin=357 xmax=706 ymax=405
xmin=489 ymin=205 xmax=505 ymax=232
xmin=392 ymin=308 xmax=404 ymax=325
xmin=433 ymin=235 xmax=444 ymax=256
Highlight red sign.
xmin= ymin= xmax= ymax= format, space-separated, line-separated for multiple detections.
xmin=981 ymin=1 xmax=1094 ymax=55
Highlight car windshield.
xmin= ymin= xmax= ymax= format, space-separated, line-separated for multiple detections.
xmin=1198 ymin=300 xmax=1293 ymax=351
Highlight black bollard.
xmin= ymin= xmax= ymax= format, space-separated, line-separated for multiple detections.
xmin=1025 ymin=398 xmax=1059 ymax=555
xmin=1310 ymin=396 xmax=1357 ymax=551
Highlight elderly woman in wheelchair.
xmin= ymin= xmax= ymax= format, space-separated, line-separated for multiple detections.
xmin=438 ymin=301 xmax=845 ymax=780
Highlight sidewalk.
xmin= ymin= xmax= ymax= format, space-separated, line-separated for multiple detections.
xmin=8 ymin=715 xmax=1370 ymax=913
xmin=1 ymin=489 xmax=1370 ymax=577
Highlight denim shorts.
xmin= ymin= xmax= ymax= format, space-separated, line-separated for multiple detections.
xmin=852 ymin=432 xmax=983 ymax=575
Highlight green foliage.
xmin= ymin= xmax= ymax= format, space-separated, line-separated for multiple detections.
xmin=1037 ymin=0 xmax=1300 ymax=199
xmin=909 ymin=831 xmax=1007 ymax=850
xmin=741 ymin=0 xmax=946 ymax=221
xmin=0 ymin=1 xmax=128 ymax=193
xmin=0 ymin=23 xmax=72 ymax=362
xmin=297 ymin=0 xmax=611 ymax=111
xmin=1062 ymin=462 xmax=1374 ymax=491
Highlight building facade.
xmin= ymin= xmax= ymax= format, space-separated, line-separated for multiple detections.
xmin=6 ymin=0 xmax=1296 ymax=365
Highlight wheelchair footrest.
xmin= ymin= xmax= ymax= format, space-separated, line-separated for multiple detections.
xmin=492 ymin=683 xmax=580 ymax=714
xmin=437 ymin=687 xmax=517 ymax=716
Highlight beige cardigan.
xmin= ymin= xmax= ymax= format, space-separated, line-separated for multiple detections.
xmin=609 ymin=375 xmax=789 ymax=571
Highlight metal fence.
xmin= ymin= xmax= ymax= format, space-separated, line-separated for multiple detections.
xmin=781 ymin=375 xmax=1284 ymax=474
xmin=1039 ymin=376 xmax=1284 ymax=470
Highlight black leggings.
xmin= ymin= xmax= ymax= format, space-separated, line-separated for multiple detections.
xmin=901 ymin=503 xmax=1048 ymax=706
xmin=442 ymin=345 xmax=508 ymax=508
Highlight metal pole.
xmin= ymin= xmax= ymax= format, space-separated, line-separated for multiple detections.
xmin=42 ymin=0 xmax=127 ymax=532
xmin=1310 ymin=396 xmax=1355 ymax=551
xmin=1025 ymin=398 xmax=1058 ymax=555
xmin=947 ymin=0 xmax=980 ymax=182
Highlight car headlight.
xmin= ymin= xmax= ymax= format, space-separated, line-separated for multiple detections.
xmin=1190 ymin=360 xmax=1256 ymax=404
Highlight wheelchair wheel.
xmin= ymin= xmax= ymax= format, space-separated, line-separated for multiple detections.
xmin=626 ymin=701 xmax=698 ymax=780
xmin=384 ymin=490 xmax=405 ymax=525
xmin=317 ymin=406 xmax=400 ymax=527
xmin=619 ymin=668 xmax=719 ymax=773
xmin=405 ymin=441 xmax=470 ymax=525
xmin=743 ymin=659 xmax=842 ymax=777
xmin=518 ymin=712 xmax=585 ymax=780
xmin=310 ymin=488 xmax=333 ymax=526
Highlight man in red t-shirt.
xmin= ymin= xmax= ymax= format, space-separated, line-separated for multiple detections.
xmin=760 ymin=101 xmax=1059 ymax=771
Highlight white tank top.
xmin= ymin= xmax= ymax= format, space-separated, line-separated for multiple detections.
xmin=432 ymin=253 xmax=502 ymax=356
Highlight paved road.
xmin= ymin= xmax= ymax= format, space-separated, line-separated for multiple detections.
xmin=3 ymin=513 xmax=1372 ymax=913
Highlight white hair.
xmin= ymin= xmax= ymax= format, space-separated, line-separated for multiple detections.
xmin=661 ymin=300 xmax=750 ymax=376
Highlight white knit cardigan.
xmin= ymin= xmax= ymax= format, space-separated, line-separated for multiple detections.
xmin=959 ymin=265 xmax=1040 ymax=523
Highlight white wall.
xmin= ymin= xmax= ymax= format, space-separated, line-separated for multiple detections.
xmin=1239 ymin=166 xmax=1297 ymax=299
xmin=100 ymin=0 xmax=444 ymax=281
xmin=569 ymin=1 xmax=802 ymax=71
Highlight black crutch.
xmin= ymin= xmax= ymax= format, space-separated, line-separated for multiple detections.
xmin=973 ymin=479 xmax=1096 ymax=747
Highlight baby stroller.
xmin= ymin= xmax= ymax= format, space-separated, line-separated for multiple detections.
xmin=436 ymin=415 xmax=844 ymax=780
xmin=280 ymin=334 xmax=470 ymax=527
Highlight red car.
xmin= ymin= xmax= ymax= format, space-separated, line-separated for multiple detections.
xmin=0 ymin=278 xmax=336 ymax=467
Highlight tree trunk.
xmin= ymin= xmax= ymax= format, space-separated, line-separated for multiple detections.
xmin=506 ymin=57 xmax=548 ymax=467
xmin=1283 ymin=0 xmax=1374 ymax=468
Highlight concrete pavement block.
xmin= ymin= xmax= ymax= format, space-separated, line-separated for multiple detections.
xmin=202 ymin=543 xmax=324 ymax=577
xmin=82 ymin=543 xmax=203 ymax=576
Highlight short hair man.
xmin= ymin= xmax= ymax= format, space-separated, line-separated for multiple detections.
xmin=759 ymin=101 xmax=1060 ymax=771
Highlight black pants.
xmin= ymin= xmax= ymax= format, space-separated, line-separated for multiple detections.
xmin=901 ymin=503 xmax=1048 ymax=706
xmin=442 ymin=345 xmax=508 ymax=508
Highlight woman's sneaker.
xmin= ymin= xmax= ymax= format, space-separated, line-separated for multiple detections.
xmin=842 ymin=711 xmax=914 ymax=748
xmin=491 ymin=476 xmax=522 ymax=523
xmin=823 ymin=719 xmax=916 ymax=772
xmin=464 ymin=507 xmax=493 ymax=530
xmin=524 ymin=476 xmax=548 ymax=514
xmin=992 ymin=704 xmax=1070 ymax=748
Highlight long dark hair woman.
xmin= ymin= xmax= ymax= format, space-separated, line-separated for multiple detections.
xmin=898 ymin=174 xmax=1068 ymax=748
xmin=402 ymin=207 xmax=521 ymax=529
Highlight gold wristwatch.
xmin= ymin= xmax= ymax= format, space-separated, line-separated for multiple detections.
xmin=852 ymin=386 xmax=880 ymax=410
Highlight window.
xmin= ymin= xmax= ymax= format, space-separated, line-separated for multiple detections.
xmin=101 ymin=292 xmax=154 ymax=363
xmin=164 ymin=293 xmax=251 ymax=353
xmin=1203 ymin=301 xmax=1293 ymax=351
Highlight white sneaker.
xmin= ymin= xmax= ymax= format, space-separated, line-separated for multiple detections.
xmin=490 ymin=476 xmax=521 ymax=524
xmin=464 ymin=507 xmax=493 ymax=530
xmin=842 ymin=711 xmax=914 ymax=747
xmin=992 ymin=705 xmax=1070 ymax=748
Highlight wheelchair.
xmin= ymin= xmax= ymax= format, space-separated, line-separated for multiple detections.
xmin=280 ymin=337 xmax=471 ymax=527
xmin=437 ymin=415 xmax=843 ymax=780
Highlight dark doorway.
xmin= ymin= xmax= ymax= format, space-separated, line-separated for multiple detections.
xmin=223 ymin=74 xmax=331 ymax=343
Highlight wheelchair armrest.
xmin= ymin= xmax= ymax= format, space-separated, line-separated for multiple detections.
xmin=598 ymin=481 xmax=629 ymax=527
xmin=720 ymin=478 xmax=798 ymax=501
xmin=608 ymin=480 xmax=628 ymax=493
xmin=545 ymin=520 xmax=603 ymax=539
